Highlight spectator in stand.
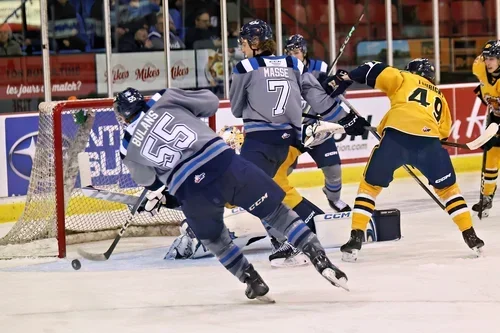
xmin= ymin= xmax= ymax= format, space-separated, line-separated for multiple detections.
xmin=0 ymin=24 xmax=22 ymax=56
xmin=169 ymin=0 xmax=184 ymax=39
xmin=148 ymin=13 xmax=185 ymax=50
xmin=122 ymin=0 xmax=161 ymax=33
xmin=48 ymin=0 xmax=87 ymax=52
xmin=184 ymin=8 xmax=221 ymax=49
xmin=118 ymin=27 xmax=154 ymax=52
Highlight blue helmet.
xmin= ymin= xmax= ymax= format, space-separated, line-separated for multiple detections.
xmin=285 ymin=34 xmax=307 ymax=56
xmin=404 ymin=58 xmax=436 ymax=84
xmin=113 ymin=87 xmax=147 ymax=122
xmin=239 ymin=19 xmax=273 ymax=46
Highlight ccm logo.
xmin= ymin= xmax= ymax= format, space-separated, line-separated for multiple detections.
xmin=248 ymin=192 xmax=268 ymax=211
xmin=324 ymin=151 xmax=338 ymax=157
xmin=435 ymin=173 xmax=451 ymax=184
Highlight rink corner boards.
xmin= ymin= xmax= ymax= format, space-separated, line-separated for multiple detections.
xmin=0 ymin=153 xmax=483 ymax=224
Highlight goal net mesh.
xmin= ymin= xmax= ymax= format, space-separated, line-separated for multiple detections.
xmin=0 ymin=99 xmax=212 ymax=257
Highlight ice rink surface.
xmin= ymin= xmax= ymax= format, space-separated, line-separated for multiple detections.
xmin=1 ymin=172 xmax=500 ymax=333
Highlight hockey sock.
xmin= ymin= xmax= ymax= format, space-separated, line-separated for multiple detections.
xmin=352 ymin=180 xmax=382 ymax=231
xmin=292 ymin=198 xmax=324 ymax=233
xmin=321 ymin=164 xmax=342 ymax=202
xmin=264 ymin=203 xmax=322 ymax=250
xmin=201 ymin=225 xmax=250 ymax=283
xmin=482 ymin=148 xmax=500 ymax=195
xmin=434 ymin=184 xmax=472 ymax=232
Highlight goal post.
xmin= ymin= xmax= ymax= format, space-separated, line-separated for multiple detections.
xmin=0 ymin=98 xmax=216 ymax=258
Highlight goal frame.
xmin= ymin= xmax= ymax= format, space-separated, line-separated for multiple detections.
xmin=49 ymin=98 xmax=216 ymax=258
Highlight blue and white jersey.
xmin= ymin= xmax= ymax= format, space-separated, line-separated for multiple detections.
xmin=302 ymin=58 xmax=344 ymax=122
xmin=120 ymin=88 xmax=232 ymax=195
xmin=229 ymin=54 xmax=347 ymax=144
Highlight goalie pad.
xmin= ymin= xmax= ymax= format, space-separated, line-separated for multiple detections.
xmin=165 ymin=220 xmax=268 ymax=260
xmin=314 ymin=209 xmax=401 ymax=248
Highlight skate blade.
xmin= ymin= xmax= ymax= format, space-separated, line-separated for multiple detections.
xmin=341 ymin=250 xmax=358 ymax=263
xmin=472 ymin=246 xmax=484 ymax=257
xmin=270 ymin=254 xmax=309 ymax=268
xmin=476 ymin=209 xmax=490 ymax=219
xmin=321 ymin=268 xmax=350 ymax=291
xmin=256 ymin=295 xmax=276 ymax=303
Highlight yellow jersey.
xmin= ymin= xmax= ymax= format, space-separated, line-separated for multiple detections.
xmin=374 ymin=66 xmax=451 ymax=140
xmin=473 ymin=56 xmax=500 ymax=114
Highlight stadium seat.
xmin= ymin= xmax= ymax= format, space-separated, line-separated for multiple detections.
xmin=416 ymin=1 xmax=452 ymax=36
xmin=451 ymin=1 xmax=487 ymax=36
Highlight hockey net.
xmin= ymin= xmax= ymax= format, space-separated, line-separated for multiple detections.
xmin=0 ymin=98 xmax=216 ymax=258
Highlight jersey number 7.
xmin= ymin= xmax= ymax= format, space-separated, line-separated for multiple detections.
xmin=408 ymin=87 xmax=443 ymax=122
xmin=267 ymin=79 xmax=291 ymax=116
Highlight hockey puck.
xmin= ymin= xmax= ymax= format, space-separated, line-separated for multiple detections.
xmin=71 ymin=259 xmax=81 ymax=270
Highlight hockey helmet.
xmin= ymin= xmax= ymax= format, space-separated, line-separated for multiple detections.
xmin=284 ymin=34 xmax=307 ymax=56
xmin=239 ymin=19 xmax=273 ymax=46
xmin=404 ymin=58 xmax=436 ymax=84
xmin=113 ymin=87 xmax=147 ymax=122
xmin=482 ymin=40 xmax=500 ymax=58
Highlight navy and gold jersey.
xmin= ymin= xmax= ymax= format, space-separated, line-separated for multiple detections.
xmin=349 ymin=62 xmax=452 ymax=140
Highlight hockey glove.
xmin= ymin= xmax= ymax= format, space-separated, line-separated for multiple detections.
xmin=138 ymin=185 xmax=180 ymax=216
xmin=338 ymin=111 xmax=371 ymax=136
xmin=481 ymin=136 xmax=499 ymax=152
xmin=320 ymin=69 xmax=353 ymax=97
xmin=302 ymin=120 xmax=346 ymax=147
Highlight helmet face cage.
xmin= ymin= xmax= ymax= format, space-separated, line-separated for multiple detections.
xmin=284 ymin=34 xmax=307 ymax=56
xmin=238 ymin=19 xmax=273 ymax=48
xmin=113 ymin=87 xmax=147 ymax=123
xmin=482 ymin=40 xmax=500 ymax=59
xmin=404 ymin=58 xmax=436 ymax=84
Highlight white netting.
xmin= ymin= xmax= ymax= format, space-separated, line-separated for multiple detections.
xmin=0 ymin=99 xmax=213 ymax=257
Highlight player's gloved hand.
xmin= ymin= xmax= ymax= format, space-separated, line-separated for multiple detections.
xmin=338 ymin=110 xmax=371 ymax=136
xmin=481 ymin=136 xmax=498 ymax=151
xmin=320 ymin=69 xmax=353 ymax=97
xmin=165 ymin=220 xmax=212 ymax=260
xmin=138 ymin=185 xmax=180 ymax=216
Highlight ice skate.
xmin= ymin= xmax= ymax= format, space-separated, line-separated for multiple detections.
xmin=340 ymin=229 xmax=364 ymax=262
xmin=462 ymin=227 xmax=485 ymax=256
xmin=301 ymin=243 xmax=349 ymax=291
xmin=322 ymin=189 xmax=352 ymax=212
xmin=471 ymin=194 xmax=493 ymax=218
xmin=269 ymin=238 xmax=309 ymax=268
xmin=243 ymin=264 xmax=275 ymax=303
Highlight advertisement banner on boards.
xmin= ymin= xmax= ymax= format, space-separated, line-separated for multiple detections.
xmin=95 ymin=50 xmax=196 ymax=94
xmin=0 ymin=54 xmax=97 ymax=99
xmin=4 ymin=115 xmax=39 ymax=196
xmin=1 ymin=111 xmax=139 ymax=197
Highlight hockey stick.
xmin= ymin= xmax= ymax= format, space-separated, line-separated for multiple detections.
xmin=338 ymin=95 xmax=446 ymax=210
xmin=439 ymin=123 xmax=498 ymax=150
xmin=302 ymin=2 xmax=366 ymax=115
xmin=82 ymin=186 xmax=139 ymax=207
xmin=304 ymin=114 xmax=498 ymax=151
xmin=77 ymin=188 xmax=148 ymax=261
xmin=478 ymin=150 xmax=487 ymax=219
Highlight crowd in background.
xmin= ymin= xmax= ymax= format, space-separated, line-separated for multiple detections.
xmin=0 ymin=0 xmax=226 ymax=56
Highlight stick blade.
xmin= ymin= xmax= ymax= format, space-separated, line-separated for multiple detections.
xmin=77 ymin=248 xmax=108 ymax=261
xmin=466 ymin=123 xmax=499 ymax=150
